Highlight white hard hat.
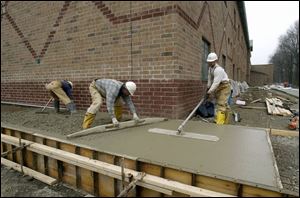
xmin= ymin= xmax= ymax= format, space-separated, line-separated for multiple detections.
xmin=207 ymin=52 xmax=218 ymax=62
xmin=125 ymin=81 xmax=136 ymax=96
xmin=68 ymin=81 xmax=73 ymax=88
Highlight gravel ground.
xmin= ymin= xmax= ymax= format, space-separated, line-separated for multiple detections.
xmin=1 ymin=87 xmax=299 ymax=195
xmin=1 ymin=165 xmax=85 ymax=197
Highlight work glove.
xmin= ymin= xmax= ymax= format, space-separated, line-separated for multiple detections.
xmin=112 ymin=117 xmax=119 ymax=127
xmin=133 ymin=113 xmax=140 ymax=123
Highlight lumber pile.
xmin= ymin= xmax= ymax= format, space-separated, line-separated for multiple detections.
xmin=265 ymin=98 xmax=292 ymax=116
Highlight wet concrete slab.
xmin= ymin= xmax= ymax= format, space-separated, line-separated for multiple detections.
xmin=2 ymin=120 xmax=282 ymax=191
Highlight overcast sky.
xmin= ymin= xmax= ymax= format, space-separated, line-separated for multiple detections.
xmin=244 ymin=1 xmax=299 ymax=65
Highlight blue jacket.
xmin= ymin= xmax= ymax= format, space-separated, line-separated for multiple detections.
xmin=61 ymin=80 xmax=73 ymax=99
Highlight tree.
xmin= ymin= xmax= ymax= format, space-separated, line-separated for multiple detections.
xmin=269 ymin=20 xmax=299 ymax=87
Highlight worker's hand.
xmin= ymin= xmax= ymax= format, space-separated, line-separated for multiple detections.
xmin=133 ymin=113 xmax=140 ymax=123
xmin=112 ymin=118 xmax=119 ymax=128
xmin=206 ymin=93 xmax=214 ymax=101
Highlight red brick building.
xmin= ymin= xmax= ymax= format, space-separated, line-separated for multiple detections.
xmin=1 ymin=1 xmax=251 ymax=118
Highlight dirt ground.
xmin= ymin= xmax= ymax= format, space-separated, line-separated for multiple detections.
xmin=1 ymin=87 xmax=299 ymax=196
xmin=1 ymin=165 xmax=85 ymax=197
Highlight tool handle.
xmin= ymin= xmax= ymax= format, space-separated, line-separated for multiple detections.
xmin=177 ymin=98 xmax=205 ymax=134
xmin=41 ymin=98 xmax=53 ymax=112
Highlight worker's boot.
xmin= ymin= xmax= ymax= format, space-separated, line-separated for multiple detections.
xmin=215 ymin=111 xmax=226 ymax=125
xmin=114 ymin=104 xmax=123 ymax=121
xmin=225 ymin=110 xmax=232 ymax=124
xmin=82 ymin=113 xmax=96 ymax=129
xmin=54 ymin=100 xmax=60 ymax=113
xmin=66 ymin=101 xmax=77 ymax=114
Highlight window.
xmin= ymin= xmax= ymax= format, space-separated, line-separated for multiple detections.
xmin=201 ymin=38 xmax=211 ymax=81
xmin=222 ymin=55 xmax=226 ymax=70
xmin=234 ymin=9 xmax=236 ymax=29
xmin=237 ymin=68 xmax=241 ymax=81
xmin=233 ymin=64 xmax=236 ymax=80
xmin=238 ymin=25 xmax=240 ymax=40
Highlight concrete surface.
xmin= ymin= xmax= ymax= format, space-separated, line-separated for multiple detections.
xmin=2 ymin=119 xmax=282 ymax=191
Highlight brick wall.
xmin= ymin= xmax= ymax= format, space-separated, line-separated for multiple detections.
xmin=1 ymin=1 xmax=250 ymax=119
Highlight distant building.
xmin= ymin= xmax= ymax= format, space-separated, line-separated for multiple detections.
xmin=250 ymin=64 xmax=274 ymax=86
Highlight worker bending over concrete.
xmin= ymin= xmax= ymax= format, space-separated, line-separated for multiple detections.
xmin=206 ymin=52 xmax=231 ymax=124
xmin=45 ymin=80 xmax=77 ymax=114
xmin=82 ymin=79 xmax=139 ymax=129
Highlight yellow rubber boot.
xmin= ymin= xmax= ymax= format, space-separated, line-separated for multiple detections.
xmin=114 ymin=104 xmax=123 ymax=121
xmin=82 ymin=113 xmax=96 ymax=129
xmin=215 ymin=111 xmax=226 ymax=125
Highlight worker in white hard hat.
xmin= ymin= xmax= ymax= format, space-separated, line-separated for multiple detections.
xmin=45 ymin=80 xmax=77 ymax=114
xmin=82 ymin=79 xmax=139 ymax=129
xmin=206 ymin=52 xmax=231 ymax=124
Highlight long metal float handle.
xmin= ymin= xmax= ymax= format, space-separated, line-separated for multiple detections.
xmin=177 ymin=98 xmax=206 ymax=135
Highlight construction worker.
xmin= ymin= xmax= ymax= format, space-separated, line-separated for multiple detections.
xmin=82 ymin=79 xmax=139 ymax=129
xmin=206 ymin=52 xmax=231 ymax=124
xmin=45 ymin=80 xmax=76 ymax=114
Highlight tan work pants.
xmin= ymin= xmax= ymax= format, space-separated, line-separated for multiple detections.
xmin=215 ymin=82 xmax=231 ymax=112
xmin=45 ymin=80 xmax=71 ymax=105
xmin=86 ymin=81 xmax=122 ymax=115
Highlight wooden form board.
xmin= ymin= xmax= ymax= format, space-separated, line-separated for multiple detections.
xmin=67 ymin=118 xmax=167 ymax=138
xmin=78 ymin=147 xmax=94 ymax=194
xmin=1 ymin=157 xmax=57 ymax=185
xmin=1 ymin=133 xmax=233 ymax=197
xmin=97 ymin=153 xmax=116 ymax=197
xmin=60 ymin=143 xmax=77 ymax=187
xmin=265 ymin=98 xmax=293 ymax=116
xmin=1 ymin=126 xmax=297 ymax=197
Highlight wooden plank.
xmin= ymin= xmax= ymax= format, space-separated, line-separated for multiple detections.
xmin=13 ymin=131 xmax=22 ymax=164
xmin=265 ymin=99 xmax=272 ymax=114
xmin=67 ymin=118 xmax=167 ymax=138
xmin=250 ymin=98 xmax=261 ymax=104
xmin=148 ymin=128 xmax=219 ymax=141
xmin=1 ymin=129 xmax=8 ymax=158
xmin=195 ymin=175 xmax=238 ymax=196
xmin=139 ymin=163 xmax=164 ymax=197
xmin=276 ymin=96 xmax=290 ymax=102
xmin=1 ymin=158 xmax=57 ymax=185
xmin=242 ymin=185 xmax=282 ymax=197
xmin=164 ymin=168 xmax=192 ymax=197
xmin=98 ymin=153 xmax=115 ymax=197
xmin=23 ymin=133 xmax=36 ymax=169
xmin=35 ymin=136 xmax=46 ymax=174
xmin=5 ymin=129 xmax=13 ymax=161
xmin=1 ymin=134 xmax=233 ymax=197
xmin=46 ymin=139 xmax=58 ymax=179
xmin=239 ymin=106 xmax=266 ymax=110
xmin=123 ymin=158 xmax=137 ymax=197
xmin=268 ymin=129 xmax=299 ymax=137
xmin=79 ymin=147 xmax=94 ymax=194
xmin=60 ymin=143 xmax=76 ymax=187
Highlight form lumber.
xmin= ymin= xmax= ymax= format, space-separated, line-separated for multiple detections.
xmin=250 ymin=98 xmax=261 ymax=104
xmin=67 ymin=118 xmax=167 ymax=138
xmin=268 ymin=129 xmax=299 ymax=137
xmin=1 ymin=157 xmax=57 ymax=185
xmin=1 ymin=134 xmax=232 ymax=197
xmin=239 ymin=106 xmax=266 ymax=110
